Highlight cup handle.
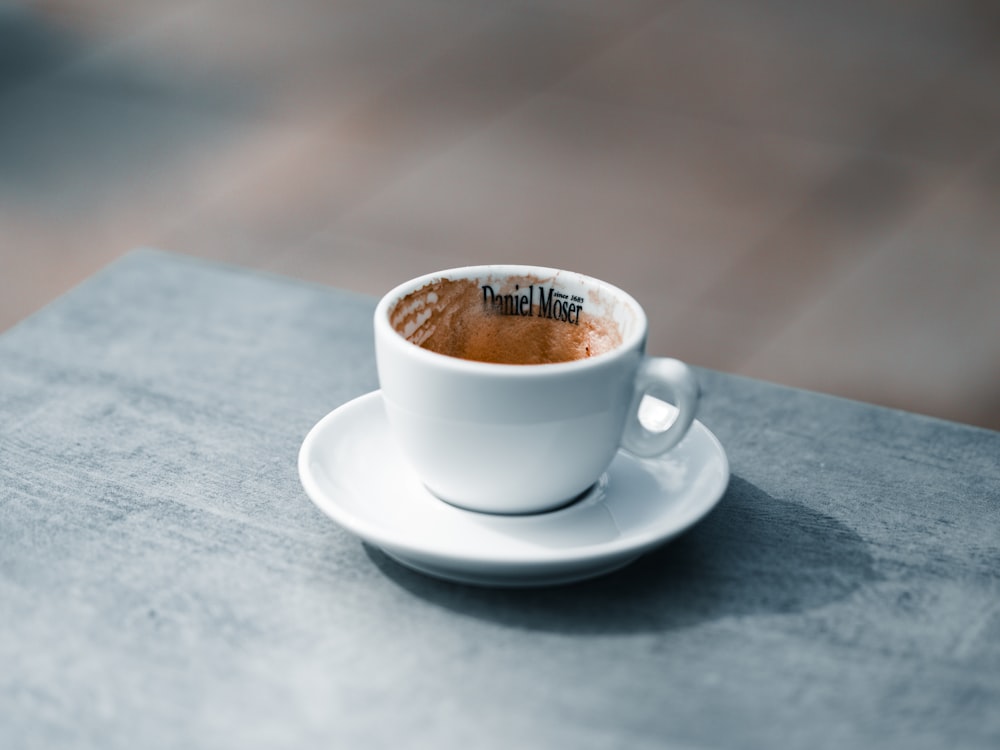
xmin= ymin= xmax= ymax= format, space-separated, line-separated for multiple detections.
xmin=620 ymin=358 xmax=699 ymax=457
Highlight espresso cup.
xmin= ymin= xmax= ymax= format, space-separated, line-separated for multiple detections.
xmin=374 ymin=265 xmax=699 ymax=514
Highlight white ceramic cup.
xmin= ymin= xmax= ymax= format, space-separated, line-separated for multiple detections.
xmin=374 ymin=265 xmax=699 ymax=514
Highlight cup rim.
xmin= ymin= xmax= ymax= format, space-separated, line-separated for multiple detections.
xmin=374 ymin=264 xmax=648 ymax=375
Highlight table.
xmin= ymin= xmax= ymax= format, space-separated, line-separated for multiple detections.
xmin=2 ymin=249 xmax=998 ymax=749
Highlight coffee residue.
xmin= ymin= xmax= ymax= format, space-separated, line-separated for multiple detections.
xmin=389 ymin=276 xmax=622 ymax=365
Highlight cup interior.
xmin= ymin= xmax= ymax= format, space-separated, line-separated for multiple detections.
xmin=385 ymin=267 xmax=644 ymax=366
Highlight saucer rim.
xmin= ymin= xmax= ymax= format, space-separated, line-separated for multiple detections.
xmin=298 ymin=390 xmax=730 ymax=568
xmin=381 ymin=548 xmax=643 ymax=588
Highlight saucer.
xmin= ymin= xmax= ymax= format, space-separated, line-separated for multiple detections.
xmin=298 ymin=390 xmax=730 ymax=587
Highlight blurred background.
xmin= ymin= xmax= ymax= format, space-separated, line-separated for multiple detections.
xmin=1 ymin=0 xmax=998 ymax=429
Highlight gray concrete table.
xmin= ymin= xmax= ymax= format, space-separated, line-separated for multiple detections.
xmin=2 ymin=249 xmax=998 ymax=749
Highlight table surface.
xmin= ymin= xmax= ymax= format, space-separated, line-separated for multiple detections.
xmin=2 ymin=249 xmax=998 ymax=750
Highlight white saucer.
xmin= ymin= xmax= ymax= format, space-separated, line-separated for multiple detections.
xmin=298 ymin=390 xmax=730 ymax=587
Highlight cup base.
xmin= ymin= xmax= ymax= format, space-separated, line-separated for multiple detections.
xmin=428 ymin=481 xmax=600 ymax=517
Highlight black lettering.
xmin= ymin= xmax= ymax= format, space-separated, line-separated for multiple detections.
xmin=482 ymin=285 xmax=496 ymax=308
xmin=484 ymin=283 xmax=539 ymax=317
xmin=537 ymin=286 xmax=554 ymax=318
